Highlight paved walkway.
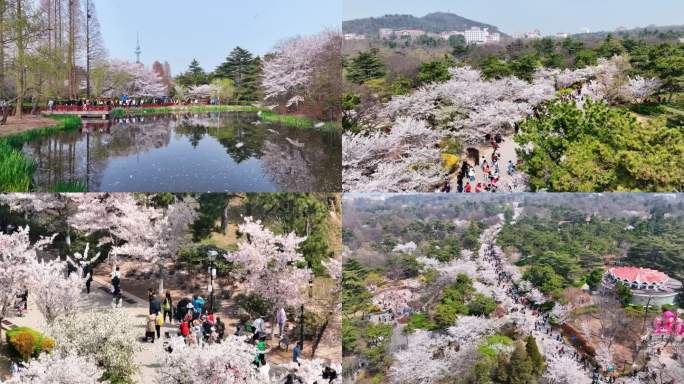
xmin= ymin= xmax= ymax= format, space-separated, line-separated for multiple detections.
xmin=2 ymin=278 xmax=177 ymax=383
xmin=451 ymin=136 xmax=523 ymax=193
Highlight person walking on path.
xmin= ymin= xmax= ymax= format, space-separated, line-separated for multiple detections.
xmin=252 ymin=315 xmax=266 ymax=342
xmin=163 ymin=291 xmax=173 ymax=324
xmin=111 ymin=274 xmax=122 ymax=308
xmin=292 ymin=343 xmax=302 ymax=365
xmin=149 ymin=293 xmax=161 ymax=315
xmin=254 ymin=336 xmax=269 ymax=367
xmin=146 ymin=314 xmax=157 ymax=342
xmin=276 ymin=307 xmax=287 ymax=338
xmin=215 ymin=317 xmax=225 ymax=341
xmin=83 ymin=264 xmax=93 ymax=294
xmin=192 ymin=295 xmax=205 ymax=314
xmin=155 ymin=312 xmax=163 ymax=339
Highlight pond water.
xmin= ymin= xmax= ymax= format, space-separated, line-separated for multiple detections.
xmin=22 ymin=112 xmax=341 ymax=192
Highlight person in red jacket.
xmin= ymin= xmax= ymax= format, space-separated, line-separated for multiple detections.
xmin=465 ymin=182 xmax=472 ymax=193
xmin=475 ymin=183 xmax=482 ymax=192
xmin=179 ymin=320 xmax=190 ymax=338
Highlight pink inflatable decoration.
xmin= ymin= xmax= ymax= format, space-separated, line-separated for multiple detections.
xmin=652 ymin=311 xmax=682 ymax=335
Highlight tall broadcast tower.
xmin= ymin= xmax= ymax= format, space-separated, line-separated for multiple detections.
xmin=135 ymin=33 xmax=142 ymax=64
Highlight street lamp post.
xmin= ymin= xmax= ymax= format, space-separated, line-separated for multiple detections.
xmin=207 ymin=250 xmax=217 ymax=313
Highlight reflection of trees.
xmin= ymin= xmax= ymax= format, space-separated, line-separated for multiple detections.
xmin=260 ymin=127 xmax=341 ymax=192
xmin=173 ymin=112 xmax=267 ymax=163
xmin=22 ymin=112 xmax=341 ymax=192
xmin=173 ymin=112 xmax=341 ymax=191
xmin=23 ymin=116 xmax=173 ymax=190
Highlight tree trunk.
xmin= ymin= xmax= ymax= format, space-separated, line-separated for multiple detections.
xmin=0 ymin=0 xmax=5 ymax=94
xmin=158 ymin=263 xmax=165 ymax=295
xmin=15 ymin=0 xmax=25 ymax=119
xmin=220 ymin=200 xmax=230 ymax=234
xmin=85 ymin=0 xmax=90 ymax=98
xmin=67 ymin=0 xmax=76 ymax=99
xmin=31 ymin=95 xmax=37 ymax=115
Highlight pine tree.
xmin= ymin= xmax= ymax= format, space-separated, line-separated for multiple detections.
xmin=507 ymin=341 xmax=536 ymax=384
xmin=176 ymin=59 xmax=208 ymax=87
xmin=214 ymin=47 xmax=261 ymax=101
xmin=525 ymin=335 xmax=545 ymax=376
xmin=346 ymin=48 xmax=385 ymax=84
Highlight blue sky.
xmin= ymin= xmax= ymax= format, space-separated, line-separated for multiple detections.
xmin=94 ymin=0 xmax=341 ymax=75
xmin=343 ymin=0 xmax=684 ymax=36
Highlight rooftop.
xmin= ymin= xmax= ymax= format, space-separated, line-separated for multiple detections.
xmin=609 ymin=266 xmax=670 ymax=284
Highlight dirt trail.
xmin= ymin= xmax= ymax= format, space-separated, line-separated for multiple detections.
xmin=0 ymin=116 xmax=60 ymax=138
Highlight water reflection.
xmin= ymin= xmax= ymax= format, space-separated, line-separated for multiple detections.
xmin=23 ymin=112 xmax=341 ymax=192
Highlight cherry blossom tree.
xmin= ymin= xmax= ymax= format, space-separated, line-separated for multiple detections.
xmin=67 ymin=193 xmax=159 ymax=264
xmin=187 ymin=84 xmax=215 ymax=99
xmin=343 ymin=117 xmax=443 ymax=192
xmin=446 ymin=315 xmax=498 ymax=345
xmin=151 ymin=198 xmax=198 ymax=292
xmin=261 ymin=30 xmax=338 ymax=109
xmin=0 ymin=227 xmax=55 ymax=340
xmin=49 ymin=309 xmax=141 ymax=383
xmin=392 ymin=241 xmax=418 ymax=254
xmin=1 ymin=351 xmax=106 ymax=384
xmin=390 ymin=329 xmax=451 ymax=383
xmin=157 ymin=336 xmax=265 ymax=384
xmin=628 ymin=76 xmax=662 ymax=102
xmin=0 ymin=194 xmax=77 ymax=247
xmin=543 ymin=354 xmax=592 ymax=384
xmin=224 ymin=217 xmax=311 ymax=307
xmin=101 ymin=59 xmax=167 ymax=98
xmin=274 ymin=359 xmax=342 ymax=383
xmin=66 ymin=243 xmax=103 ymax=272
xmin=29 ymin=258 xmax=85 ymax=324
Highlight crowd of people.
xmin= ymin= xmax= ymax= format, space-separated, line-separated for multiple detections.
xmin=480 ymin=229 xmax=628 ymax=384
xmin=47 ymin=96 xmax=175 ymax=112
xmin=442 ymin=133 xmax=519 ymax=193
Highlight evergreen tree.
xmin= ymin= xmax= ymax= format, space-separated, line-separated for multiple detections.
xmin=525 ymin=335 xmax=545 ymax=376
xmin=480 ymin=56 xmax=512 ymax=80
xmin=507 ymin=342 xmax=536 ymax=384
xmin=214 ymin=47 xmax=261 ymax=101
xmin=346 ymin=48 xmax=386 ymax=84
xmin=176 ymin=59 xmax=208 ymax=87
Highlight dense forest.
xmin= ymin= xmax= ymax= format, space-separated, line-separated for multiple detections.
xmin=342 ymin=12 xmax=503 ymax=36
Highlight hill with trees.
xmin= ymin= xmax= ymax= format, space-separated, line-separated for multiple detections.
xmin=343 ymin=12 xmax=505 ymax=36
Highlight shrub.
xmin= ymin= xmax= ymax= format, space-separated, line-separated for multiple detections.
xmin=441 ymin=153 xmax=460 ymax=173
xmin=233 ymin=293 xmax=274 ymax=318
xmin=467 ymin=293 xmax=497 ymax=316
xmin=6 ymin=327 xmax=55 ymax=362
xmin=406 ymin=312 xmax=434 ymax=332
xmin=178 ymin=244 xmax=235 ymax=276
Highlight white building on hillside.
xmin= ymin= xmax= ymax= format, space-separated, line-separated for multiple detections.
xmin=344 ymin=33 xmax=366 ymax=41
xmin=379 ymin=26 xmax=499 ymax=44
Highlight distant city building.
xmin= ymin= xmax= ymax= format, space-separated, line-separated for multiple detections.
xmin=463 ymin=26 xmax=500 ymax=44
xmin=679 ymin=37 xmax=684 ymax=43
xmin=513 ymin=29 xmax=542 ymax=39
xmin=379 ymin=28 xmax=427 ymax=39
xmin=344 ymin=33 xmax=366 ymax=41
xmin=555 ymin=32 xmax=570 ymax=39
xmin=603 ymin=266 xmax=682 ymax=307
xmin=379 ymin=26 xmax=499 ymax=45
